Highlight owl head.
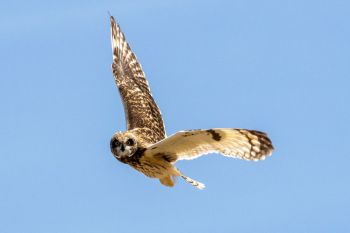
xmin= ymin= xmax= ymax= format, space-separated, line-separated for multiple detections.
xmin=110 ymin=132 xmax=138 ymax=160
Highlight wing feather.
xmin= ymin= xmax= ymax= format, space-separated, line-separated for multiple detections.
xmin=110 ymin=16 xmax=165 ymax=142
xmin=145 ymin=128 xmax=274 ymax=161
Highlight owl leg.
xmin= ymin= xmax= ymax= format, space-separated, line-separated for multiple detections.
xmin=171 ymin=168 xmax=205 ymax=189
xmin=180 ymin=174 xmax=205 ymax=190
xmin=160 ymin=167 xmax=205 ymax=189
xmin=170 ymin=168 xmax=205 ymax=190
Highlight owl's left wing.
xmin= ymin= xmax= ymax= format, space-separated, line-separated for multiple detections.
xmin=110 ymin=16 xmax=165 ymax=142
xmin=144 ymin=128 xmax=274 ymax=162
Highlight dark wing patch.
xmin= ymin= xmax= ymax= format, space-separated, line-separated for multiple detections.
xmin=206 ymin=129 xmax=222 ymax=141
xmin=153 ymin=153 xmax=177 ymax=163
xmin=110 ymin=16 xmax=165 ymax=143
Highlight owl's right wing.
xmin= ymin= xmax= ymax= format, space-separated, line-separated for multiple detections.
xmin=144 ymin=128 xmax=274 ymax=162
xmin=110 ymin=16 xmax=165 ymax=142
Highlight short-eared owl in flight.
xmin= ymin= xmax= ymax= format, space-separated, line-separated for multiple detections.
xmin=109 ymin=16 xmax=274 ymax=189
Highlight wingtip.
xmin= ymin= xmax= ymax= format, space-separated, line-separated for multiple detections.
xmin=110 ymin=15 xmax=116 ymax=25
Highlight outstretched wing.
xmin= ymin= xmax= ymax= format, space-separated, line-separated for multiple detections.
xmin=110 ymin=16 xmax=165 ymax=142
xmin=144 ymin=128 xmax=274 ymax=161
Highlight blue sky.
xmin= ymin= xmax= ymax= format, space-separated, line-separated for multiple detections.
xmin=1 ymin=0 xmax=349 ymax=232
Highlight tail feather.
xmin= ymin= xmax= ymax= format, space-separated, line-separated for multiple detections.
xmin=159 ymin=176 xmax=175 ymax=187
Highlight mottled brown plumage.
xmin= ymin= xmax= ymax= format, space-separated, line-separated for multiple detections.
xmin=110 ymin=17 xmax=165 ymax=143
xmin=109 ymin=16 xmax=274 ymax=189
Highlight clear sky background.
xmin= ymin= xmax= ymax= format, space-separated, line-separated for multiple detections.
xmin=1 ymin=0 xmax=349 ymax=232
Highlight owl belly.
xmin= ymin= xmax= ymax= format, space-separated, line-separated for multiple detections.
xmin=131 ymin=158 xmax=172 ymax=178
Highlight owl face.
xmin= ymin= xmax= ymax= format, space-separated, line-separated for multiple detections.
xmin=110 ymin=132 xmax=138 ymax=160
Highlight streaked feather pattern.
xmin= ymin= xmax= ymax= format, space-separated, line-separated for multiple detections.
xmin=110 ymin=17 xmax=165 ymax=143
xmin=109 ymin=16 xmax=274 ymax=190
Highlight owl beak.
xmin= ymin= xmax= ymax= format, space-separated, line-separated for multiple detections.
xmin=120 ymin=144 xmax=125 ymax=152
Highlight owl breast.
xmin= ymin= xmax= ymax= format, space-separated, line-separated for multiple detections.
xmin=121 ymin=148 xmax=171 ymax=178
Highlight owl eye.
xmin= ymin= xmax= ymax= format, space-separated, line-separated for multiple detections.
xmin=126 ymin=138 xmax=134 ymax=146
xmin=110 ymin=138 xmax=121 ymax=149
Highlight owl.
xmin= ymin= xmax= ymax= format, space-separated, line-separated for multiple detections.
xmin=109 ymin=16 xmax=274 ymax=189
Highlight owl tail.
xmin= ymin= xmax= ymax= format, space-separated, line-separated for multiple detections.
xmin=159 ymin=176 xmax=175 ymax=187
xmin=181 ymin=174 xmax=205 ymax=190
